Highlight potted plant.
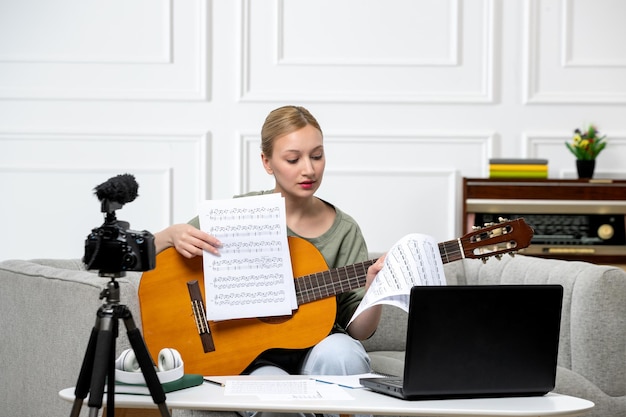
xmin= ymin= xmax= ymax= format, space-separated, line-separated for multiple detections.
xmin=565 ymin=124 xmax=607 ymax=178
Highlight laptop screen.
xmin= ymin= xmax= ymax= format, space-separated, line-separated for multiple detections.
xmin=402 ymin=285 xmax=563 ymax=398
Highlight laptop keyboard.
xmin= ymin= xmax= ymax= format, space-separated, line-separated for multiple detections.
xmin=384 ymin=378 xmax=404 ymax=387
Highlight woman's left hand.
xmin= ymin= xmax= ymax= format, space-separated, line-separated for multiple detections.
xmin=347 ymin=254 xmax=386 ymax=340
xmin=365 ymin=254 xmax=386 ymax=291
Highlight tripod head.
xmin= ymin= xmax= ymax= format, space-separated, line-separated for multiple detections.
xmin=99 ymin=277 xmax=121 ymax=306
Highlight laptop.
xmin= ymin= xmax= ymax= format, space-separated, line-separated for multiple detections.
xmin=360 ymin=284 xmax=563 ymax=400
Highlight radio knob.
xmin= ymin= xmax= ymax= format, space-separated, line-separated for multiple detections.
xmin=597 ymin=224 xmax=614 ymax=240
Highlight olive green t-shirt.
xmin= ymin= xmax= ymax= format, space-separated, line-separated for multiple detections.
xmin=188 ymin=190 xmax=369 ymax=332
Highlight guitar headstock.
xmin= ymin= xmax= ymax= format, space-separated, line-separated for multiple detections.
xmin=460 ymin=218 xmax=534 ymax=262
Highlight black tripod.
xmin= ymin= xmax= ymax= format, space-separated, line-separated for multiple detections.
xmin=70 ymin=273 xmax=171 ymax=417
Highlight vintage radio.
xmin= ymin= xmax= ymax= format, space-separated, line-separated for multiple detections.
xmin=471 ymin=212 xmax=625 ymax=257
xmin=463 ymin=178 xmax=626 ymax=263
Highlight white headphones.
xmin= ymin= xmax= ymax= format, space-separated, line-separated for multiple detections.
xmin=157 ymin=348 xmax=183 ymax=372
xmin=115 ymin=348 xmax=183 ymax=372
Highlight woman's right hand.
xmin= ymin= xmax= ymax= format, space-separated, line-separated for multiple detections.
xmin=154 ymin=224 xmax=222 ymax=258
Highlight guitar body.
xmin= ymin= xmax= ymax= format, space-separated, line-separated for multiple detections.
xmin=139 ymin=236 xmax=337 ymax=376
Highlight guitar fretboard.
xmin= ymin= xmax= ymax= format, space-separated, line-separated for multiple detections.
xmin=295 ymin=238 xmax=464 ymax=305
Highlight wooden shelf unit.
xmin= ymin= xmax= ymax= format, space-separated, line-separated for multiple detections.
xmin=463 ymin=178 xmax=626 ymax=265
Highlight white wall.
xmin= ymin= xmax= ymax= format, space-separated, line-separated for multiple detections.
xmin=1 ymin=0 xmax=625 ymax=261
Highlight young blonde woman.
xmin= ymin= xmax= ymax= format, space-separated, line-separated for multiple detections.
xmin=154 ymin=105 xmax=384 ymax=416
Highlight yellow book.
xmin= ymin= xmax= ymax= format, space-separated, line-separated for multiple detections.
xmin=489 ymin=164 xmax=548 ymax=172
xmin=489 ymin=170 xmax=548 ymax=178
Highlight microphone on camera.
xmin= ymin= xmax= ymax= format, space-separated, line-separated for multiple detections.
xmin=84 ymin=173 xmax=156 ymax=274
xmin=94 ymin=173 xmax=139 ymax=206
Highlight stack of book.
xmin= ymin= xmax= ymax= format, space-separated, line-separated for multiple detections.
xmin=489 ymin=158 xmax=548 ymax=179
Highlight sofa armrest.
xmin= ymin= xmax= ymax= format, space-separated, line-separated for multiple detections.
xmin=0 ymin=259 xmax=142 ymax=417
xmin=569 ymin=266 xmax=626 ymax=397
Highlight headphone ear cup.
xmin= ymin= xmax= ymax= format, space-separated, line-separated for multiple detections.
xmin=158 ymin=348 xmax=182 ymax=372
xmin=117 ymin=349 xmax=141 ymax=372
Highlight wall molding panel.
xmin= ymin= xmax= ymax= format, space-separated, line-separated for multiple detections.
xmin=0 ymin=165 xmax=171 ymax=260
xmin=240 ymin=0 xmax=496 ymax=103
xmin=0 ymin=0 xmax=210 ymax=101
xmin=321 ymin=169 xmax=459 ymax=252
xmin=562 ymin=0 xmax=626 ymax=67
xmin=524 ymin=0 xmax=626 ymax=104
xmin=0 ymin=129 xmax=211 ymax=259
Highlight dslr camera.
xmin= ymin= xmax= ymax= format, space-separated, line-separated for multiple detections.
xmin=83 ymin=174 xmax=156 ymax=275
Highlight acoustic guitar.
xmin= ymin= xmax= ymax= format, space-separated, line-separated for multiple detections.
xmin=139 ymin=218 xmax=533 ymax=376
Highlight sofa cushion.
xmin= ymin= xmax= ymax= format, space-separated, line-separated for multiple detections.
xmin=459 ymin=255 xmax=626 ymax=397
xmin=361 ymin=304 xmax=407 ymax=353
xmin=367 ymin=350 xmax=405 ymax=376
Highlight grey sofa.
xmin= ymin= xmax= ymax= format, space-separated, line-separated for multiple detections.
xmin=1 ymin=254 xmax=625 ymax=417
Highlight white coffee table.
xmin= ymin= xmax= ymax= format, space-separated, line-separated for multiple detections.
xmin=59 ymin=375 xmax=594 ymax=417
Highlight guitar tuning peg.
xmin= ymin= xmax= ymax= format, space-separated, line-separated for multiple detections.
xmin=472 ymin=225 xmax=481 ymax=230
xmin=508 ymin=252 xmax=516 ymax=257
xmin=495 ymin=254 xmax=503 ymax=260
xmin=481 ymin=257 xmax=489 ymax=264
xmin=498 ymin=217 xmax=509 ymax=223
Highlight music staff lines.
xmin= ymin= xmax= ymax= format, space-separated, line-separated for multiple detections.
xmin=213 ymin=290 xmax=286 ymax=306
xmin=218 ymin=240 xmax=283 ymax=255
xmin=210 ymin=256 xmax=284 ymax=272
xmin=209 ymin=224 xmax=283 ymax=239
xmin=212 ymin=273 xmax=285 ymax=290
xmin=208 ymin=206 xmax=281 ymax=222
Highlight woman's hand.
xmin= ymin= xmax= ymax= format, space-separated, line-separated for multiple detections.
xmin=364 ymin=254 xmax=386 ymax=291
xmin=347 ymin=254 xmax=386 ymax=340
xmin=154 ymin=224 xmax=222 ymax=258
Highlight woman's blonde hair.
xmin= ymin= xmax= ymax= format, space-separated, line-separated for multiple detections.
xmin=261 ymin=105 xmax=322 ymax=157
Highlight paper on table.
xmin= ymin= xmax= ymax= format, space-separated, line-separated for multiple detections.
xmin=222 ymin=379 xmax=353 ymax=400
xmin=224 ymin=379 xmax=315 ymax=396
xmin=199 ymin=193 xmax=297 ymax=321
xmin=348 ymin=233 xmax=446 ymax=326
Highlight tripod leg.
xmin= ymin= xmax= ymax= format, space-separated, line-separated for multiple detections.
xmin=70 ymin=326 xmax=99 ymax=417
xmin=105 ymin=318 xmax=119 ymax=417
xmin=87 ymin=314 xmax=115 ymax=413
xmin=121 ymin=308 xmax=172 ymax=417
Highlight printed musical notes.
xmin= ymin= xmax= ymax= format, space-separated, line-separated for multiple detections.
xmin=348 ymin=234 xmax=446 ymax=326
xmin=199 ymin=193 xmax=297 ymax=321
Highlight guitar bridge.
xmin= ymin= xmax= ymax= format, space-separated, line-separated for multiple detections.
xmin=187 ymin=280 xmax=216 ymax=353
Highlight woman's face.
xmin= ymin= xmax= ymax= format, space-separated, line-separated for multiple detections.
xmin=262 ymin=124 xmax=325 ymax=199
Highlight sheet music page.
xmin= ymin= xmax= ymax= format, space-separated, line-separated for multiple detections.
xmin=199 ymin=193 xmax=297 ymax=321
xmin=348 ymin=233 xmax=446 ymax=326
xmin=220 ymin=378 xmax=353 ymax=400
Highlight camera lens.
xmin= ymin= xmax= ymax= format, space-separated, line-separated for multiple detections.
xmin=122 ymin=253 xmax=137 ymax=269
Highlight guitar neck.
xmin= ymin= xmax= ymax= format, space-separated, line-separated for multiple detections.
xmin=295 ymin=238 xmax=463 ymax=305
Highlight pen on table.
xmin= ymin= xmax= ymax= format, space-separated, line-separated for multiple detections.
xmin=312 ymin=378 xmax=332 ymax=385
xmin=203 ymin=378 xmax=225 ymax=387
xmin=311 ymin=378 xmax=358 ymax=389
